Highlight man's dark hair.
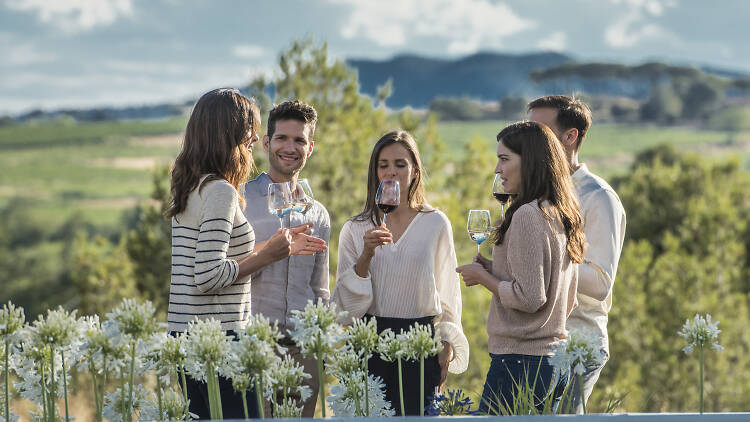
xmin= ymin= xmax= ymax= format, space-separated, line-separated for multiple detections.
xmin=528 ymin=95 xmax=592 ymax=150
xmin=266 ymin=100 xmax=318 ymax=139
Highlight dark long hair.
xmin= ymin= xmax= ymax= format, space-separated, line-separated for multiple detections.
xmin=165 ymin=88 xmax=260 ymax=218
xmin=493 ymin=121 xmax=585 ymax=264
xmin=353 ymin=130 xmax=430 ymax=225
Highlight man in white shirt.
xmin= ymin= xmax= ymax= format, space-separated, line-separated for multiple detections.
xmin=528 ymin=95 xmax=626 ymax=413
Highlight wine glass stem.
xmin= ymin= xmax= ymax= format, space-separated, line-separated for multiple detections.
xmin=383 ymin=213 xmax=387 ymax=227
xmin=501 ymin=203 xmax=506 ymax=216
xmin=477 ymin=243 xmax=481 ymax=255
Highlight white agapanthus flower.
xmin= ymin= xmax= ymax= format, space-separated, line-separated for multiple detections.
xmin=105 ymin=299 xmax=160 ymax=341
xmin=402 ymin=323 xmax=442 ymax=360
xmin=288 ymin=299 xmax=347 ymax=358
xmin=549 ymin=329 xmax=606 ymax=376
xmin=244 ymin=314 xmax=284 ymax=346
xmin=103 ymin=384 xmax=156 ymax=422
xmin=347 ymin=317 xmax=379 ymax=359
xmin=273 ymin=396 xmax=304 ymax=418
xmin=678 ymin=313 xmax=723 ymax=354
xmin=184 ymin=318 xmax=232 ymax=382
xmin=268 ymin=354 xmax=312 ymax=403
xmin=328 ymin=371 xmax=394 ymax=417
xmin=0 ymin=301 xmax=26 ymax=341
xmin=79 ymin=317 xmax=129 ymax=376
xmin=148 ymin=388 xmax=190 ymax=421
xmin=225 ymin=331 xmax=280 ymax=392
xmin=378 ymin=328 xmax=410 ymax=362
xmin=326 ymin=345 xmax=364 ymax=377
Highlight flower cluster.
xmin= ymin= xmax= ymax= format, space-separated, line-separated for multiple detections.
xmin=288 ymin=299 xmax=347 ymax=359
xmin=425 ymin=388 xmax=477 ymax=416
xmin=549 ymin=329 xmax=606 ymax=376
xmin=678 ymin=313 xmax=723 ymax=354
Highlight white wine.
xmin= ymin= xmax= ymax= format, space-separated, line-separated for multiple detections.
xmin=293 ymin=202 xmax=312 ymax=214
xmin=273 ymin=206 xmax=292 ymax=217
xmin=469 ymin=231 xmax=490 ymax=245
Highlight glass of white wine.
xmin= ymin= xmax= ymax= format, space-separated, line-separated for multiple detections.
xmin=267 ymin=182 xmax=292 ymax=228
xmin=291 ymin=178 xmax=314 ymax=215
xmin=467 ymin=209 xmax=491 ymax=255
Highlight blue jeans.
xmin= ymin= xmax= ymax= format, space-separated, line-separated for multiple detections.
xmin=478 ymin=353 xmax=567 ymax=415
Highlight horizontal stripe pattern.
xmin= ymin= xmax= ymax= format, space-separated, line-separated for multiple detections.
xmin=168 ymin=178 xmax=255 ymax=332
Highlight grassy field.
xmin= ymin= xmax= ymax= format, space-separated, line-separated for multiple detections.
xmin=2 ymin=117 xmax=749 ymax=230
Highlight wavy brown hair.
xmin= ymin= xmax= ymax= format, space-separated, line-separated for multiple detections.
xmin=353 ymin=130 xmax=431 ymax=226
xmin=493 ymin=121 xmax=585 ymax=263
xmin=165 ymin=88 xmax=260 ymax=218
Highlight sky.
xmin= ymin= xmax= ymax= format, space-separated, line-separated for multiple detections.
xmin=1 ymin=0 xmax=749 ymax=115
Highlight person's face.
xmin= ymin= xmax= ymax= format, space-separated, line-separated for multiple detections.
xmin=528 ymin=107 xmax=577 ymax=149
xmin=242 ymin=128 xmax=260 ymax=157
xmin=377 ymin=143 xmax=416 ymax=202
xmin=263 ymin=119 xmax=314 ymax=179
xmin=495 ymin=140 xmax=522 ymax=194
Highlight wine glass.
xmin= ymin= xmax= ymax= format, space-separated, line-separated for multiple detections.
xmin=375 ymin=179 xmax=400 ymax=226
xmin=291 ymin=178 xmax=314 ymax=215
xmin=492 ymin=173 xmax=512 ymax=217
xmin=267 ymin=182 xmax=293 ymax=228
xmin=467 ymin=209 xmax=491 ymax=255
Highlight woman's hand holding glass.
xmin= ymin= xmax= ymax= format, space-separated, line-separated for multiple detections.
xmin=361 ymin=226 xmax=393 ymax=257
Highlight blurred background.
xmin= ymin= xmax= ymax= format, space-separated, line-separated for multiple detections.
xmin=2 ymin=0 xmax=750 ymax=415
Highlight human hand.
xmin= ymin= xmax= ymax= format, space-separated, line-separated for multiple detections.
xmin=474 ymin=253 xmax=492 ymax=271
xmin=456 ymin=263 xmax=489 ymax=287
xmin=437 ymin=341 xmax=452 ymax=392
xmin=361 ymin=225 xmax=392 ymax=257
xmin=290 ymin=231 xmax=327 ymax=255
xmin=261 ymin=228 xmax=293 ymax=262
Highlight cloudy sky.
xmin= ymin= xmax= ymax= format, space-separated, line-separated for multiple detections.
xmin=1 ymin=0 xmax=748 ymax=115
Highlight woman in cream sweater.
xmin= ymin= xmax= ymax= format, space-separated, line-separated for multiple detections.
xmin=457 ymin=121 xmax=585 ymax=414
xmin=333 ymin=130 xmax=469 ymax=415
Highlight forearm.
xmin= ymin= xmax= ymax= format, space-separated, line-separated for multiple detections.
xmin=354 ymin=252 xmax=373 ymax=278
xmin=237 ymin=250 xmax=275 ymax=279
xmin=578 ymin=261 xmax=612 ymax=301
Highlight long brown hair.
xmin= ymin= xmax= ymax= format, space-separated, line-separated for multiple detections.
xmin=493 ymin=121 xmax=585 ymax=263
xmin=353 ymin=130 xmax=430 ymax=225
xmin=165 ymin=88 xmax=260 ymax=218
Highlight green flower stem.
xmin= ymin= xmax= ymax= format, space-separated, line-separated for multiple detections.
xmin=699 ymin=345 xmax=704 ymax=414
xmin=397 ymin=358 xmax=405 ymax=416
xmin=420 ymin=357 xmax=424 ymax=417
xmin=127 ymin=340 xmax=136 ymax=422
xmin=156 ymin=373 xmax=163 ymax=419
xmin=364 ymin=359 xmax=370 ymax=416
xmin=179 ymin=365 xmax=189 ymax=418
xmin=317 ymin=356 xmax=325 ymax=418
xmin=39 ymin=364 xmax=47 ymax=422
xmin=101 ymin=357 xmax=108 ymax=422
xmin=242 ymin=390 xmax=249 ymax=419
xmin=578 ymin=373 xmax=586 ymax=415
xmin=119 ymin=368 xmax=126 ymax=421
xmin=256 ymin=378 xmax=265 ymax=419
xmin=62 ymin=351 xmax=69 ymax=422
xmin=89 ymin=359 xmax=101 ymax=422
xmin=50 ymin=348 xmax=57 ymax=422
xmin=5 ymin=337 xmax=9 ymax=422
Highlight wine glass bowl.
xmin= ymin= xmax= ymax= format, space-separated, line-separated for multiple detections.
xmin=268 ymin=182 xmax=293 ymax=226
xmin=467 ymin=209 xmax=491 ymax=255
xmin=292 ymin=178 xmax=314 ymax=215
xmin=492 ymin=174 xmax=511 ymax=216
xmin=375 ymin=179 xmax=400 ymax=225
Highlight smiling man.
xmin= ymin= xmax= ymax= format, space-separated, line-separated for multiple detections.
xmin=242 ymin=100 xmax=330 ymax=416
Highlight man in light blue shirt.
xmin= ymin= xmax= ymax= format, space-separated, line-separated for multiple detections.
xmin=243 ymin=100 xmax=330 ymax=416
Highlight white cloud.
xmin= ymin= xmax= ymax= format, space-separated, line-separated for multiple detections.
xmin=537 ymin=31 xmax=567 ymax=52
xmin=4 ymin=0 xmax=133 ymax=33
xmin=331 ymin=0 xmax=534 ymax=54
xmin=0 ymin=33 xmax=56 ymax=65
xmin=232 ymin=44 xmax=268 ymax=60
xmin=605 ymin=0 xmax=679 ymax=48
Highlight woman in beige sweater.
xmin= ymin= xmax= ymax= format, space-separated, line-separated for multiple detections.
xmin=456 ymin=121 xmax=585 ymax=414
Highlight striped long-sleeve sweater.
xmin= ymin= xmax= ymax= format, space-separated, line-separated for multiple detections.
xmin=168 ymin=176 xmax=255 ymax=332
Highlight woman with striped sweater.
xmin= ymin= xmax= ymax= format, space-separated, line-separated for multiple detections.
xmin=165 ymin=88 xmax=325 ymax=419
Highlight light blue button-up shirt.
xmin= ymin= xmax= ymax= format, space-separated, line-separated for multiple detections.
xmin=242 ymin=172 xmax=331 ymax=331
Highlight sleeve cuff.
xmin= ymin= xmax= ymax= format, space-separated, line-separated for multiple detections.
xmin=436 ymin=321 xmax=469 ymax=374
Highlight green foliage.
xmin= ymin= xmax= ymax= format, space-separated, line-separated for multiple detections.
xmin=70 ymin=234 xmax=138 ymax=316
xmin=600 ymin=145 xmax=750 ymax=412
xmin=429 ymin=97 xmax=484 ymax=121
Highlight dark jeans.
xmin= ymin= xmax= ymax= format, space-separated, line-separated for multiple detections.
xmin=478 ymin=353 xmax=567 ymax=415
xmin=365 ymin=314 xmax=440 ymax=416
xmin=171 ymin=330 xmax=260 ymax=419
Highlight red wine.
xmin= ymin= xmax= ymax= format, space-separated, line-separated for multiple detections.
xmin=377 ymin=203 xmax=397 ymax=214
xmin=493 ymin=192 xmax=512 ymax=204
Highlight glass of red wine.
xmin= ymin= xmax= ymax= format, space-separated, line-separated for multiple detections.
xmin=375 ymin=179 xmax=400 ymax=226
xmin=492 ymin=173 xmax=511 ymax=217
